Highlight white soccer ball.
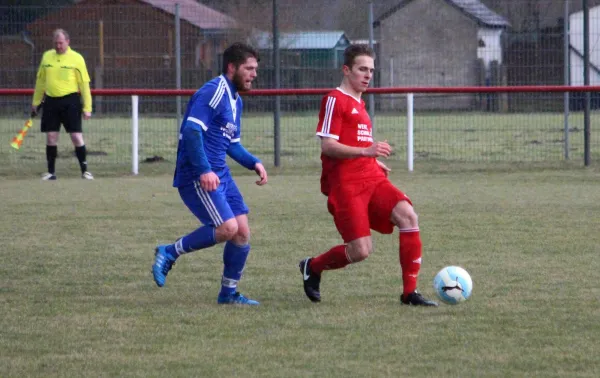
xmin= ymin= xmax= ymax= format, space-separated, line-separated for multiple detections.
xmin=433 ymin=266 xmax=473 ymax=305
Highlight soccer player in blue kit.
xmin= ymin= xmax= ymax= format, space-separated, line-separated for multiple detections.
xmin=152 ymin=43 xmax=268 ymax=305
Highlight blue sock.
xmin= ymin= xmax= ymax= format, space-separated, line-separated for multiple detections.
xmin=166 ymin=225 xmax=216 ymax=260
xmin=219 ymin=242 xmax=250 ymax=297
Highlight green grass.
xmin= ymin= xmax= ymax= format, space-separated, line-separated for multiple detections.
xmin=1 ymin=111 xmax=599 ymax=177
xmin=1 ymin=169 xmax=600 ymax=377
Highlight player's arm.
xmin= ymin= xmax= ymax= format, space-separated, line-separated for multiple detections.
xmin=181 ymin=120 xmax=220 ymax=191
xmin=181 ymin=123 xmax=211 ymax=175
xmin=320 ymin=137 xmax=392 ymax=158
xmin=32 ymin=55 xmax=46 ymax=111
xmin=185 ymin=87 xmax=222 ymax=190
xmin=227 ymin=142 xmax=267 ymax=185
xmin=75 ymin=56 xmax=92 ymax=114
xmin=226 ymin=142 xmax=259 ymax=170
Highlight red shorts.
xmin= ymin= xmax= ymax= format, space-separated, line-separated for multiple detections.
xmin=327 ymin=178 xmax=412 ymax=243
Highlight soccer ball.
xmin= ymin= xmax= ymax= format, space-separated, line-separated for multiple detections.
xmin=433 ymin=266 xmax=473 ymax=305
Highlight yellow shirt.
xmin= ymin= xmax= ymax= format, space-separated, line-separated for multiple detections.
xmin=32 ymin=47 xmax=92 ymax=113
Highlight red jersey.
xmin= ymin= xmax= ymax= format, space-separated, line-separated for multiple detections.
xmin=316 ymin=88 xmax=385 ymax=196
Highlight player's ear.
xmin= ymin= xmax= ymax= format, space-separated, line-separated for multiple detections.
xmin=227 ymin=62 xmax=237 ymax=75
xmin=342 ymin=65 xmax=351 ymax=75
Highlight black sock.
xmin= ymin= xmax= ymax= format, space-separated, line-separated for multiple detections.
xmin=75 ymin=145 xmax=88 ymax=173
xmin=46 ymin=145 xmax=57 ymax=174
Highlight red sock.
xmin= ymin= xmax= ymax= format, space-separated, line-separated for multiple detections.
xmin=399 ymin=228 xmax=422 ymax=295
xmin=310 ymin=244 xmax=350 ymax=275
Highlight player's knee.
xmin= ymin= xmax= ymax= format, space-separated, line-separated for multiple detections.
xmin=70 ymin=133 xmax=84 ymax=147
xmin=217 ymin=219 xmax=238 ymax=241
xmin=347 ymin=239 xmax=372 ymax=262
xmin=406 ymin=207 xmax=418 ymax=226
xmin=232 ymin=228 xmax=250 ymax=245
xmin=352 ymin=246 xmax=371 ymax=262
xmin=46 ymin=132 xmax=59 ymax=145
xmin=391 ymin=201 xmax=419 ymax=229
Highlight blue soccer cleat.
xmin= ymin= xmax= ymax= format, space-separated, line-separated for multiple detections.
xmin=217 ymin=292 xmax=260 ymax=306
xmin=152 ymin=245 xmax=176 ymax=287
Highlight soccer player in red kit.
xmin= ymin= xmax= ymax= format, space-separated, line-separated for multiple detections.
xmin=299 ymin=44 xmax=438 ymax=306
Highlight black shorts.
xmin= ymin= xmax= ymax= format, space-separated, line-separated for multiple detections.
xmin=41 ymin=93 xmax=83 ymax=133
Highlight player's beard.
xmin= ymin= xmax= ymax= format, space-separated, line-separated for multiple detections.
xmin=232 ymin=70 xmax=250 ymax=92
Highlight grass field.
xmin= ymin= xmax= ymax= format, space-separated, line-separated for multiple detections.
xmin=1 ymin=168 xmax=600 ymax=377
xmin=1 ymin=111 xmax=599 ymax=177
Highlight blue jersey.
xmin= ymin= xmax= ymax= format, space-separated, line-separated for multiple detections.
xmin=173 ymin=75 xmax=244 ymax=187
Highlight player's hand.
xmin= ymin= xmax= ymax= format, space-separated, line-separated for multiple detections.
xmin=362 ymin=140 xmax=392 ymax=158
xmin=254 ymin=162 xmax=268 ymax=186
xmin=31 ymin=105 xmax=39 ymax=117
xmin=376 ymin=160 xmax=391 ymax=176
xmin=83 ymin=112 xmax=92 ymax=120
xmin=200 ymin=171 xmax=220 ymax=191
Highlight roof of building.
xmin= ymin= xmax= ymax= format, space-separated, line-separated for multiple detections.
xmin=375 ymin=0 xmax=510 ymax=28
xmin=139 ymin=0 xmax=237 ymax=29
xmin=253 ymin=31 xmax=350 ymax=50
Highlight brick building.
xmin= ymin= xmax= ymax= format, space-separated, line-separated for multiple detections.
xmin=374 ymin=0 xmax=509 ymax=110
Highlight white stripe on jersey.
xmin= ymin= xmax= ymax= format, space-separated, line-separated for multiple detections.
xmin=221 ymin=75 xmax=237 ymax=121
xmin=230 ymin=138 xmax=240 ymax=143
xmin=209 ymin=80 xmax=226 ymax=109
xmin=322 ymin=96 xmax=336 ymax=135
xmin=193 ymin=181 xmax=224 ymax=225
xmin=187 ymin=116 xmax=208 ymax=131
xmin=316 ymin=132 xmax=339 ymax=140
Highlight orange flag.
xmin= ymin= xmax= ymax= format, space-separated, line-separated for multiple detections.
xmin=10 ymin=118 xmax=33 ymax=150
xmin=11 ymin=105 xmax=41 ymax=150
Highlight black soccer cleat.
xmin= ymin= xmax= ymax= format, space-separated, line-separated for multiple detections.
xmin=401 ymin=290 xmax=439 ymax=307
xmin=299 ymin=257 xmax=321 ymax=302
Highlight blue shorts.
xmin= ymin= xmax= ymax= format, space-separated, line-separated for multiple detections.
xmin=178 ymin=178 xmax=249 ymax=227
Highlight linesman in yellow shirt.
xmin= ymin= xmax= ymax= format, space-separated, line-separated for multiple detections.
xmin=32 ymin=29 xmax=94 ymax=180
